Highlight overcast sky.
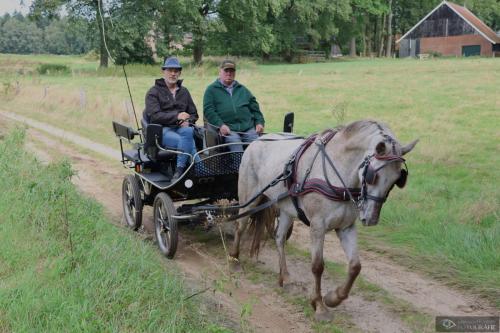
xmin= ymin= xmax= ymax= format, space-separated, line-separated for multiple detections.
xmin=0 ymin=0 xmax=33 ymax=15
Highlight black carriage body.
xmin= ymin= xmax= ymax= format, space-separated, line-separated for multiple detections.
xmin=113 ymin=120 xmax=241 ymax=202
xmin=135 ymin=151 xmax=242 ymax=202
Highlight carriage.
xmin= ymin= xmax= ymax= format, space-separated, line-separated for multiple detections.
xmin=112 ymin=113 xmax=295 ymax=259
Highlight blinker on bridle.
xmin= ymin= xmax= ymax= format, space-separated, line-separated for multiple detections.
xmin=359 ymin=154 xmax=408 ymax=204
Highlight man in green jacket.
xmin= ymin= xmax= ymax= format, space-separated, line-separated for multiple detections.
xmin=203 ymin=59 xmax=265 ymax=152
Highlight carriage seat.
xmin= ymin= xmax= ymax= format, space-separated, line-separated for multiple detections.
xmin=141 ymin=117 xmax=177 ymax=162
xmin=141 ymin=116 xmax=206 ymax=161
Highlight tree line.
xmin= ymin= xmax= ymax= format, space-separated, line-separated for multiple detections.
xmin=2 ymin=0 xmax=499 ymax=66
xmin=0 ymin=12 xmax=91 ymax=55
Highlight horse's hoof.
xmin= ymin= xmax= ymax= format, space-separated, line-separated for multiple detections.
xmin=324 ymin=289 xmax=345 ymax=308
xmin=278 ymin=272 xmax=290 ymax=287
xmin=314 ymin=309 xmax=334 ymax=322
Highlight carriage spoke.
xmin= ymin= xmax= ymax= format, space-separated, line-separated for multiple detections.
xmin=157 ymin=205 xmax=170 ymax=231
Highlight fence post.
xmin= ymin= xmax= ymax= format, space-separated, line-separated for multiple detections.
xmin=79 ymin=88 xmax=87 ymax=111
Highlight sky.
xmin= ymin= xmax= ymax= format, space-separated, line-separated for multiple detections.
xmin=0 ymin=0 xmax=33 ymax=15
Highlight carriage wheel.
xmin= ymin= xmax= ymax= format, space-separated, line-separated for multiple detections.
xmin=122 ymin=175 xmax=143 ymax=230
xmin=153 ymin=192 xmax=178 ymax=259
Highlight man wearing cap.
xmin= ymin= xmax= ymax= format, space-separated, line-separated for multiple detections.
xmin=144 ymin=57 xmax=199 ymax=180
xmin=203 ymin=59 xmax=265 ymax=152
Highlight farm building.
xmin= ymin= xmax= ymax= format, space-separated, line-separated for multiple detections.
xmin=397 ymin=1 xmax=500 ymax=57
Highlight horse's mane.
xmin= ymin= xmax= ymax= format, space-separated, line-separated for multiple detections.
xmin=335 ymin=120 xmax=400 ymax=154
xmin=337 ymin=120 xmax=386 ymax=139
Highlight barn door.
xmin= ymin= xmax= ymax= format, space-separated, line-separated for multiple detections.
xmin=409 ymin=39 xmax=417 ymax=57
xmin=462 ymin=45 xmax=481 ymax=57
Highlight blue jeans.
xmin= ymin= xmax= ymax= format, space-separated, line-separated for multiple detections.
xmin=162 ymin=126 xmax=198 ymax=169
xmin=224 ymin=128 xmax=259 ymax=152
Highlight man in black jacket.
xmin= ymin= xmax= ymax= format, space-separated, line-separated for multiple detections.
xmin=143 ymin=57 xmax=199 ymax=180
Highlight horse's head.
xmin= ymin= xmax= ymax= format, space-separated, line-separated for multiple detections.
xmin=358 ymin=139 xmax=418 ymax=226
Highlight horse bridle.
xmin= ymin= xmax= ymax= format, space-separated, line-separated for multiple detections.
xmin=358 ymin=154 xmax=408 ymax=204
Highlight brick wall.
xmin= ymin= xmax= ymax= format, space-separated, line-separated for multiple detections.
xmin=420 ymin=35 xmax=493 ymax=56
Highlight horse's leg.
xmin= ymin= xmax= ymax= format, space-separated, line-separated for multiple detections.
xmin=324 ymin=224 xmax=361 ymax=308
xmin=310 ymin=228 xmax=333 ymax=321
xmin=276 ymin=212 xmax=292 ymax=287
xmin=229 ymin=216 xmax=249 ymax=270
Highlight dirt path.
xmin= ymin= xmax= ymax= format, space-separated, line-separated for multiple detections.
xmin=3 ymin=112 xmax=498 ymax=332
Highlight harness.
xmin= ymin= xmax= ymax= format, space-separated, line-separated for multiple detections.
xmin=285 ymin=129 xmax=359 ymax=225
xmin=224 ymin=125 xmax=408 ymax=224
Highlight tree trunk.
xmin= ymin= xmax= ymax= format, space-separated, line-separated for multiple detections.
xmin=386 ymin=0 xmax=393 ymax=57
xmin=365 ymin=16 xmax=372 ymax=57
xmin=349 ymin=37 xmax=357 ymax=57
xmin=378 ymin=14 xmax=386 ymax=57
xmin=349 ymin=16 xmax=357 ymax=57
xmin=96 ymin=0 xmax=108 ymax=68
xmin=362 ymin=20 xmax=367 ymax=56
xmin=193 ymin=37 xmax=203 ymax=64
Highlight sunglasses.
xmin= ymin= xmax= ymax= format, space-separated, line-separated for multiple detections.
xmin=223 ymin=68 xmax=236 ymax=73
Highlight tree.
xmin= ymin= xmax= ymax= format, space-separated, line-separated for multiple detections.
xmin=386 ymin=0 xmax=393 ymax=57
xmin=460 ymin=0 xmax=500 ymax=30
xmin=265 ymin=0 xmax=350 ymax=61
xmin=0 ymin=14 xmax=44 ymax=54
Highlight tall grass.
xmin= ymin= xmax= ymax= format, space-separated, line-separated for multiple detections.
xmin=0 ymin=128 xmax=221 ymax=332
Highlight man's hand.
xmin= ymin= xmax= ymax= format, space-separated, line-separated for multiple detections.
xmin=255 ymin=124 xmax=264 ymax=134
xmin=219 ymin=124 xmax=231 ymax=136
xmin=177 ymin=112 xmax=190 ymax=127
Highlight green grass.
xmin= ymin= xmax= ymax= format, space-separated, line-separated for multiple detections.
xmin=0 ymin=54 xmax=498 ymax=308
xmin=0 ymin=128 xmax=224 ymax=332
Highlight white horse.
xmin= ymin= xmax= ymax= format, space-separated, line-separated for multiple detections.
xmin=230 ymin=120 xmax=418 ymax=321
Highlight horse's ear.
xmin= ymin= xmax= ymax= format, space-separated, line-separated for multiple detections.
xmin=401 ymin=139 xmax=419 ymax=156
xmin=375 ymin=141 xmax=386 ymax=155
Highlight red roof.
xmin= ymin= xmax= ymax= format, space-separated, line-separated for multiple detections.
xmin=446 ymin=1 xmax=500 ymax=44
xmin=397 ymin=1 xmax=500 ymax=44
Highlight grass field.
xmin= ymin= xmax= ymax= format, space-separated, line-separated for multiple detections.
xmin=0 ymin=128 xmax=226 ymax=332
xmin=0 ymin=53 xmax=498 ymax=307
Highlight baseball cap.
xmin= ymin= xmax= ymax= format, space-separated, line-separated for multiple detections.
xmin=220 ymin=59 xmax=236 ymax=70
xmin=161 ymin=57 xmax=182 ymax=70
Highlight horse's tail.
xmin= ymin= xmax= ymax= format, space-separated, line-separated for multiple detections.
xmin=248 ymin=196 xmax=277 ymax=258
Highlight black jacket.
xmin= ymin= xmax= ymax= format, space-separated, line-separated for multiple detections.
xmin=143 ymin=79 xmax=198 ymax=127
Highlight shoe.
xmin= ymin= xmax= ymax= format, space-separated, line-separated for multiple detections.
xmin=171 ymin=167 xmax=185 ymax=182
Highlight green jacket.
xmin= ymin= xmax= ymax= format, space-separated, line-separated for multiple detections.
xmin=203 ymin=79 xmax=265 ymax=132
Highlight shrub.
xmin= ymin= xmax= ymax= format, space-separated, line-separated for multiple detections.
xmin=36 ymin=63 xmax=70 ymax=75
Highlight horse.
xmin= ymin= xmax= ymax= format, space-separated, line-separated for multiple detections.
xmin=229 ymin=120 xmax=418 ymax=321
